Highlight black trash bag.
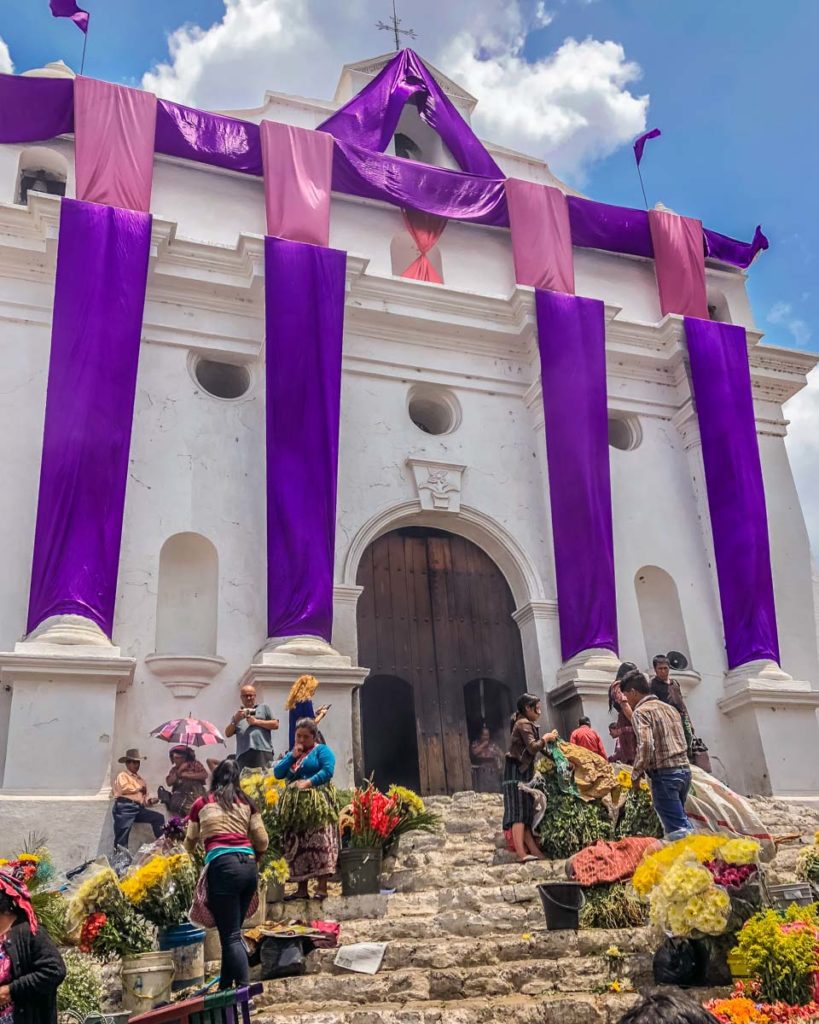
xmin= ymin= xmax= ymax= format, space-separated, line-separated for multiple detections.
xmin=653 ymin=937 xmax=703 ymax=987
xmin=693 ymin=936 xmax=733 ymax=987
xmin=260 ymin=937 xmax=311 ymax=980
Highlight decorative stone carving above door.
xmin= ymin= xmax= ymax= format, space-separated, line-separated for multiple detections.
xmin=406 ymin=457 xmax=466 ymax=512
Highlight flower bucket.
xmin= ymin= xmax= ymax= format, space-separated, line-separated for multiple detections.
xmin=537 ymin=882 xmax=585 ymax=931
xmin=245 ymin=881 xmax=268 ymax=927
xmin=121 ymin=951 xmax=175 ymax=1013
xmin=204 ymin=926 xmax=221 ymax=964
xmin=340 ymin=847 xmax=382 ymax=896
xmin=727 ymin=950 xmax=750 ymax=979
xmin=267 ymin=881 xmax=285 ymax=904
xmin=158 ymin=922 xmax=205 ymax=991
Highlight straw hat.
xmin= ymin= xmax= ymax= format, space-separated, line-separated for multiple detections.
xmin=117 ymin=747 xmax=146 ymax=764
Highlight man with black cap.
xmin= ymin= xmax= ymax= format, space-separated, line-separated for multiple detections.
xmin=650 ymin=655 xmax=694 ymax=756
xmin=111 ymin=748 xmax=164 ymax=851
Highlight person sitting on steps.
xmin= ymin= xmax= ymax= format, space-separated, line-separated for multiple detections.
xmin=111 ymin=748 xmax=164 ymax=853
xmin=503 ymin=693 xmax=558 ymax=863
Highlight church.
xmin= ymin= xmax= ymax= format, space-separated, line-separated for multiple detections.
xmin=0 ymin=46 xmax=816 ymax=865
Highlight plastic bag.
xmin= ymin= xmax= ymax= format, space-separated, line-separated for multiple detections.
xmin=653 ymin=937 xmax=701 ymax=986
xmin=260 ymin=937 xmax=309 ymax=979
xmin=685 ymin=766 xmax=775 ymax=861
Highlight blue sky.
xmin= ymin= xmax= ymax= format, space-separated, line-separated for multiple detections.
xmin=2 ymin=0 xmax=817 ymax=356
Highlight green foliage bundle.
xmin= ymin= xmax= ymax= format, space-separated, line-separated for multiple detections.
xmin=534 ymin=762 xmax=613 ymax=859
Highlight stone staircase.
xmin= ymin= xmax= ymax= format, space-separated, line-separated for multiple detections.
xmin=252 ymin=790 xmax=813 ymax=1024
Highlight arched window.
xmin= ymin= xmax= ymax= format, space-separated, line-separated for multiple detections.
xmin=394 ymin=133 xmax=423 ymax=161
xmin=390 ymin=229 xmax=444 ymax=282
xmin=707 ymin=288 xmax=731 ymax=324
xmin=155 ymin=533 xmax=219 ymax=656
xmin=16 ymin=147 xmax=68 ymax=205
xmin=634 ymin=566 xmax=692 ymax=669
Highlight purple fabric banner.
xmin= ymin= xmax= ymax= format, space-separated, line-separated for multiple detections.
xmin=704 ymin=224 xmax=769 ymax=267
xmin=264 ymin=237 xmax=346 ymax=642
xmin=567 ymin=196 xmax=652 ymax=258
xmin=49 ymin=0 xmax=89 ymax=33
xmin=684 ymin=317 xmax=780 ymax=668
xmin=0 ymin=74 xmax=74 ymax=142
xmin=319 ymin=49 xmax=502 ymax=178
xmin=0 ymin=74 xmax=766 ymax=268
xmin=535 ymin=290 xmax=618 ymax=661
xmin=332 ymin=139 xmax=508 ymax=226
xmin=633 ymin=127 xmax=661 ymax=166
xmin=27 ymin=199 xmax=150 ymax=637
xmin=155 ymin=99 xmax=263 ymax=175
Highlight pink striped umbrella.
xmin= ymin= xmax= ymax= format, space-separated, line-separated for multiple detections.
xmin=151 ymin=717 xmax=225 ymax=748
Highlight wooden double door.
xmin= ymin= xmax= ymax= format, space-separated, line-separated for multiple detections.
xmin=356 ymin=527 xmax=525 ymax=795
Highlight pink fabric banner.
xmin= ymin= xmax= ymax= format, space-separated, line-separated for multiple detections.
xmin=74 ymin=77 xmax=157 ymax=212
xmin=400 ymin=208 xmax=446 ymax=283
xmin=505 ymin=179 xmax=575 ymax=294
xmin=260 ymin=119 xmax=334 ymax=247
xmin=648 ymin=209 xmax=709 ymax=318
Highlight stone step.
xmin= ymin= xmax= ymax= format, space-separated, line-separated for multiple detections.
xmin=306 ymin=927 xmax=655 ymax=975
xmin=252 ymin=988 xmax=727 ymax=1024
xmin=255 ymin=954 xmax=654 ymax=1007
xmin=386 ymin=858 xmax=567 ymax=892
xmin=332 ymin=906 xmax=546 ymax=941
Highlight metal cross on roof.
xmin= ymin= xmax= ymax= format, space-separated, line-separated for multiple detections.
xmin=376 ymin=0 xmax=417 ymax=51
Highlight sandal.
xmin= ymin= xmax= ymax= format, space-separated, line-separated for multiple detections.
xmin=283 ymin=891 xmax=307 ymax=902
xmin=311 ymin=892 xmax=328 ymax=902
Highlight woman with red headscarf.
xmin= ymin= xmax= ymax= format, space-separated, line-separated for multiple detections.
xmin=0 ymin=870 xmax=65 ymax=1024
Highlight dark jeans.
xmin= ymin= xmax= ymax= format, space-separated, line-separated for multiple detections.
xmin=112 ymin=798 xmax=165 ymax=850
xmin=648 ymin=767 xmax=693 ymax=839
xmin=236 ymin=749 xmax=271 ymax=771
xmin=208 ymin=852 xmax=258 ymax=990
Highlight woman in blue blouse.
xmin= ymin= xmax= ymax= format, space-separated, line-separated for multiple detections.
xmin=273 ymin=717 xmax=339 ymax=901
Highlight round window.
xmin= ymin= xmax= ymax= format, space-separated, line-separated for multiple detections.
xmin=608 ymin=415 xmax=642 ymax=451
xmin=407 ymin=385 xmax=461 ymax=436
xmin=193 ymin=358 xmax=251 ymax=400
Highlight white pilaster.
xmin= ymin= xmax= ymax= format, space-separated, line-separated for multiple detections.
xmin=240 ymin=635 xmax=369 ymax=787
xmin=548 ymin=647 xmax=622 ymax=741
xmin=511 ymin=600 xmax=560 ymax=720
xmin=0 ymin=639 xmax=135 ymax=793
xmin=718 ymin=660 xmax=819 ymax=797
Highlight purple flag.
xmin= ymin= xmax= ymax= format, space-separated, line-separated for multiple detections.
xmin=49 ymin=0 xmax=89 ymax=33
xmin=633 ymin=127 xmax=661 ymax=166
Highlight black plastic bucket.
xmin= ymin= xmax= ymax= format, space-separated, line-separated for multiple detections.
xmin=340 ymin=847 xmax=383 ymax=896
xmin=537 ymin=881 xmax=585 ymax=930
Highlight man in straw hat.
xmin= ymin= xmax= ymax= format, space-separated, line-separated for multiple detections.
xmin=111 ymin=748 xmax=164 ymax=852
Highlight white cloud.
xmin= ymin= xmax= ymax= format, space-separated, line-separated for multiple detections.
xmin=0 ymin=35 xmax=13 ymax=75
xmin=142 ymin=0 xmax=647 ymax=178
xmin=441 ymin=34 xmax=647 ymax=177
xmin=785 ymin=366 xmax=819 ymax=557
xmin=768 ymin=301 xmax=811 ymax=348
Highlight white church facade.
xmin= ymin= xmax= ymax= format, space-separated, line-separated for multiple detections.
xmin=0 ymin=52 xmax=817 ymax=865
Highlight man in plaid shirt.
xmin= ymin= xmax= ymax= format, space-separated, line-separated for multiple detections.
xmin=620 ymin=669 xmax=693 ymax=839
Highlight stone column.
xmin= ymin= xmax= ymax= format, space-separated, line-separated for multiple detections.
xmin=512 ymin=600 xmax=561 ymax=726
xmin=0 ymin=633 xmax=135 ymax=865
xmin=548 ymin=648 xmax=621 ymax=740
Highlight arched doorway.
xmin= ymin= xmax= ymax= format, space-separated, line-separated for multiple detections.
xmin=356 ymin=527 xmax=526 ymax=795
xmin=360 ymin=675 xmax=421 ymax=792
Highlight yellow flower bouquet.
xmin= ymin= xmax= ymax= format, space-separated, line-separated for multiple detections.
xmin=634 ymin=834 xmax=762 ymax=939
xmin=239 ymin=769 xmax=288 ymax=883
xmin=120 ymin=852 xmax=196 ymax=929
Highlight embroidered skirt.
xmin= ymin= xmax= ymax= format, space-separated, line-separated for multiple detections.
xmin=283 ymin=824 xmax=340 ymax=882
xmin=502 ymin=757 xmax=534 ymax=830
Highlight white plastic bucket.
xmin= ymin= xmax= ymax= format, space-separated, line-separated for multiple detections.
xmin=121 ymin=951 xmax=174 ymax=1014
